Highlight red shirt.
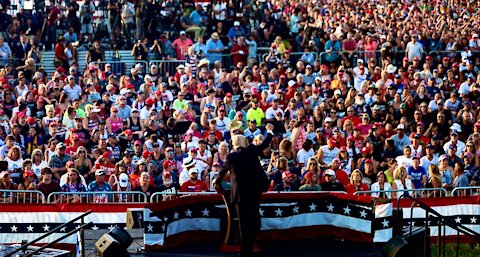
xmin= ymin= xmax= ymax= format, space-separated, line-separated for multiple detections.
xmin=230 ymin=44 xmax=249 ymax=66
xmin=203 ymin=130 xmax=223 ymax=141
xmin=181 ymin=180 xmax=208 ymax=192
xmin=48 ymin=6 xmax=61 ymax=26
xmin=346 ymin=183 xmax=369 ymax=195
xmin=54 ymin=43 xmax=66 ymax=60
xmin=95 ymin=163 xmax=115 ymax=177
xmin=342 ymin=115 xmax=361 ymax=127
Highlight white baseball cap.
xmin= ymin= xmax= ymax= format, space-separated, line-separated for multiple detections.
xmin=119 ymin=173 xmax=129 ymax=187
xmin=397 ymin=124 xmax=405 ymax=130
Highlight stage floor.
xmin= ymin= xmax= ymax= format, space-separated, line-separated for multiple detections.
xmin=129 ymin=239 xmax=384 ymax=257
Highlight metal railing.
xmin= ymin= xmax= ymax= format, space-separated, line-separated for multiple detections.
xmin=149 ymin=60 xmax=186 ymax=78
xmin=93 ymin=60 xmax=149 ymax=76
xmin=262 ymin=52 xmax=318 ymax=66
xmin=0 ymin=190 xmax=46 ymax=203
xmin=47 ymin=191 xmax=148 ymax=203
xmin=150 ymin=191 xmax=217 ymax=202
xmin=451 ymin=186 xmax=480 ymax=196
xmin=5 ymin=210 xmax=93 ymax=257
xmin=354 ymin=188 xmax=447 ymax=198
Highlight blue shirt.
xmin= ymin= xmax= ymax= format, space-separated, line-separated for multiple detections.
xmin=206 ymin=38 xmax=224 ymax=63
xmin=407 ymin=166 xmax=426 ymax=189
xmin=87 ymin=181 xmax=113 ymax=192
xmin=189 ymin=10 xmax=206 ymax=26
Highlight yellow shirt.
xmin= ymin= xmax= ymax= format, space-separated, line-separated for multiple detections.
xmin=246 ymin=108 xmax=265 ymax=126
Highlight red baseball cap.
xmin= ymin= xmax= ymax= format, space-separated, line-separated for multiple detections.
xmin=142 ymin=150 xmax=153 ymax=158
xmin=26 ymin=117 xmax=35 ymax=125
xmin=403 ymin=57 xmax=409 ymax=62
xmin=347 ymin=135 xmax=355 ymax=141
xmin=162 ymin=160 xmax=174 ymax=168
xmin=126 ymin=83 xmax=135 ymax=89
xmin=443 ymin=57 xmax=449 ymax=61
xmin=17 ymin=112 xmax=26 ymax=118
xmin=124 ymin=129 xmax=133 ymax=135
xmin=102 ymin=152 xmax=112 ymax=159
xmin=328 ymin=137 xmax=337 ymax=145
xmin=146 ymin=98 xmax=155 ymax=106
xmin=226 ymin=92 xmax=232 ymax=97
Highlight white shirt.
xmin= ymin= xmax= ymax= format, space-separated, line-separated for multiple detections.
xmin=395 ymin=155 xmax=413 ymax=169
xmin=443 ymin=140 xmax=466 ymax=157
xmin=297 ymin=148 xmax=314 ymax=165
xmin=352 ymin=66 xmax=369 ymax=91
xmin=179 ymin=159 xmax=208 ymax=185
xmin=64 ymin=84 xmax=82 ymax=100
xmin=420 ymin=155 xmax=438 ymax=175
xmin=458 ymin=82 xmax=471 ymax=95
xmin=265 ymin=106 xmax=284 ymax=120
xmin=213 ymin=3 xmax=227 ymax=20
xmin=215 ymin=117 xmax=231 ymax=135
xmin=32 ymin=160 xmax=49 ymax=178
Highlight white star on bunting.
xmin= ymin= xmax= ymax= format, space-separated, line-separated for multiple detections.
xmin=164 ymin=216 xmax=169 ymax=222
xmin=259 ymin=208 xmax=264 ymax=216
xmin=10 ymin=225 xmax=18 ymax=232
xmin=43 ymin=224 xmax=50 ymax=232
xmin=410 ymin=221 xmax=415 ymax=227
xmin=382 ymin=219 xmax=389 ymax=228
xmin=275 ymin=208 xmax=283 ymax=217
xmin=470 ymin=217 xmax=477 ymax=224
xmin=26 ymin=225 xmax=34 ymax=232
xmin=455 ymin=217 xmax=462 ymax=224
xmin=327 ymin=203 xmax=334 ymax=212
xmin=107 ymin=225 xmax=115 ymax=230
xmin=147 ymin=223 xmax=153 ymax=232
xmin=309 ymin=203 xmax=317 ymax=211
xmin=162 ymin=224 xmax=166 ymax=232
xmin=292 ymin=206 xmax=299 ymax=214
xmin=343 ymin=206 xmax=351 ymax=215
xmin=60 ymin=227 xmax=66 ymax=232
xmin=185 ymin=209 xmax=192 ymax=217
xmin=359 ymin=210 xmax=367 ymax=218
xmin=173 ymin=212 xmax=180 ymax=220
xmin=92 ymin=225 xmax=99 ymax=231
xmin=202 ymin=208 xmax=210 ymax=217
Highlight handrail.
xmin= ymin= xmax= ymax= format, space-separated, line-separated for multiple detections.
xmin=451 ymin=186 xmax=480 ymax=196
xmin=5 ymin=210 xmax=93 ymax=257
xmin=405 ymin=195 xmax=480 ymax=241
xmin=23 ymin=222 xmax=93 ymax=257
xmin=354 ymin=188 xmax=447 ymax=198
xmin=0 ymin=190 xmax=46 ymax=203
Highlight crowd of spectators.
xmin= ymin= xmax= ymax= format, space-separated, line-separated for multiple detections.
xmin=1 ymin=0 xmax=480 ymax=202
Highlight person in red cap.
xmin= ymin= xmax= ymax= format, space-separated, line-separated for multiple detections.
xmin=317 ymin=137 xmax=340 ymax=168
xmin=140 ymin=98 xmax=156 ymax=122
xmin=326 ymin=158 xmax=349 ymax=187
xmin=17 ymin=169 xmax=37 ymax=192
xmin=65 ymin=133 xmax=82 ymax=156
xmin=93 ymin=151 xmax=115 ymax=177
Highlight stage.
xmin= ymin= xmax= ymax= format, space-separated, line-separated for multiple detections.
xmin=130 ymin=239 xmax=383 ymax=257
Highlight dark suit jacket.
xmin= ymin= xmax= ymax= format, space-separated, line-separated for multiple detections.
xmin=14 ymin=42 xmax=32 ymax=61
xmin=217 ymin=133 xmax=272 ymax=204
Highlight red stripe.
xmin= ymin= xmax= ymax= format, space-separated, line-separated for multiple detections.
xmin=258 ymin=225 xmax=372 ymax=243
xmin=0 ymin=203 xmax=145 ymax=213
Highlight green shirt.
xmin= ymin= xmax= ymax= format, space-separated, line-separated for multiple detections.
xmin=246 ymin=107 xmax=265 ymax=126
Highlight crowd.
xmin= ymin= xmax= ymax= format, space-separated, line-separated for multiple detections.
xmin=1 ymin=0 xmax=480 ymax=203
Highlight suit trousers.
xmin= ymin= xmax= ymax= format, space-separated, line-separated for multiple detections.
xmin=235 ymin=197 xmax=261 ymax=257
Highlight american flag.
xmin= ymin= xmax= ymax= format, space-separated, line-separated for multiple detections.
xmin=144 ymin=193 xmax=392 ymax=251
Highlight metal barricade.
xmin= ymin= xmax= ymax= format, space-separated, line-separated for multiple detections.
xmin=451 ymin=186 xmax=480 ymax=196
xmin=47 ymin=191 xmax=147 ymax=204
xmin=150 ymin=191 xmax=217 ymax=202
xmin=0 ymin=190 xmax=45 ymax=203
xmin=149 ymin=60 xmax=185 ymax=78
xmin=93 ymin=60 xmax=149 ymax=76
xmin=262 ymin=52 xmax=318 ymax=66
xmin=354 ymin=188 xmax=447 ymax=198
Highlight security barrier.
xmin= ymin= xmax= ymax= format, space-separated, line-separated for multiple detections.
xmin=149 ymin=60 xmax=186 ymax=78
xmin=149 ymin=191 xmax=217 ymax=202
xmin=93 ymin=60 xmax=149 ymax=76
xmin=47 ymin=191 xmax=148 ymax=203
xmin=0 ymin=190 xmax=45 ymax=203
xmin=354 ymin=188 xmax=448 ymax=198
xmin=262 ymin=52 xmax=318 ymax=66
xmin=451 ymin=186 xmax=480 ymax=196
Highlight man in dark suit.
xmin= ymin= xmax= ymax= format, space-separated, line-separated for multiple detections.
xmin=13 ymin=34 xmax=31 ymax=65
xmin=215 ymin=123 xmax=274 ymax=257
